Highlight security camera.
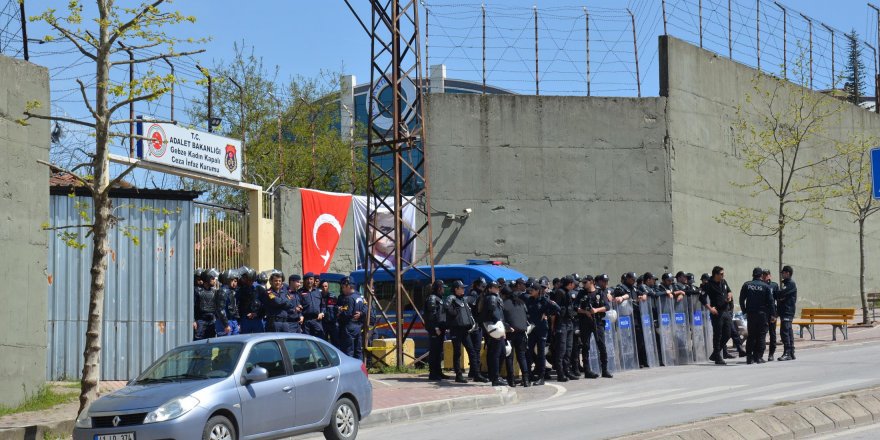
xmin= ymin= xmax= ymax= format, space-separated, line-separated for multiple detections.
xmin=463 ymin=208 xmax=472 ymax=214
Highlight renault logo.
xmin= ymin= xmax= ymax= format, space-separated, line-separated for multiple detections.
xmin=112 ymin=416 xmax=121 ymax=427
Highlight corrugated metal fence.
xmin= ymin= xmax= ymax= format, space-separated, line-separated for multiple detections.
xmin=47 ymin=192 xmax=195 ymax=381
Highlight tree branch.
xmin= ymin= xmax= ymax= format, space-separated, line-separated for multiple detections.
xmin=109 ymin=0 xmax=166 ymax=47
xmin=107 ymin=163 xmax=139 ymax=194
xmin=108 ymin=90 xmax=166 ymax=116
xmin=37 ymin=159 xmax=93 ymax=192
xmin=43 ymin=224 xmax=95 ymax=231
xmin=46 ymin=20 xmax=97 ymax=61
xmin=110 ymin=49 xmax=205 ymax=66
xmin=76 ymin=79 xmax=98 ymax=119
xmin=24 ymin=112 xmax=96 ymax=129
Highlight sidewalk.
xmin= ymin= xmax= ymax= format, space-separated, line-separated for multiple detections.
xmin=0 ymin=375 xmax=517 ymax=439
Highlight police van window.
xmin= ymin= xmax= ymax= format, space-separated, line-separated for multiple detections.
xmin=245 ymin=341 xmax=286 ymax=378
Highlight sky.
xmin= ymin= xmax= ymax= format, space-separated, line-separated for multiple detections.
xmin=15 ymin=0 xmax=880 ymax=188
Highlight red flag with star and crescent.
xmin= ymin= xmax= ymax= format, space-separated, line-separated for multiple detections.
xmin=301 ymin=189 xmax=352 ymax=274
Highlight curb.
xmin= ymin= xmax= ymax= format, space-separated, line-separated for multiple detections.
xmin=0 ymin=419 xmax=72 ymax=440
xmin=617 ymin=386 xmax=880 ymax=440
xmin=361 ymin=386 xmax=518 ymax=428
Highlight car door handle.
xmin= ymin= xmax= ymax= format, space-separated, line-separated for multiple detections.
xmin=282 ymin=386 xmax=293 ymax=392
xmin=325 ymin=375 xmax=336 ymax=381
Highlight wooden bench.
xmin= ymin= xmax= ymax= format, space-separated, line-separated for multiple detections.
xmin=792 ymin=308 xmax=855 ymax=341
xmin=868 ymin=293 xmax=880 ymax=322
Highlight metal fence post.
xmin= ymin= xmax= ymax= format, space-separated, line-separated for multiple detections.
xmin=699 ymin=0 xmax=703 ymax=48
xmin=534 ymin=6 xmax=539 ymax=96
xmin=756 ymin=0 xmax=761 ymax=71
xmin=800 ymin=14 xmax=813 ymax=88
xmin=482 ymin=3 xmax=486 ymax=94
xmin=585 ymin=7 xmax=590 ymax=96
xmin=662 ymin=0 xmax=667 ymax=35
xmin=628 ymin=8 xmax=640 ymax=97
xmin=728 ymin=0 xmax=733 ymax=59
xmin=775 ymin=2 xmax=786 ymax=79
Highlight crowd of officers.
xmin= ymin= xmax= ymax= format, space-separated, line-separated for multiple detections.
xmin=424 ymin=265 xmax=798 ymax=388
xmin=192 ymin=267 xmax=368 ymax=359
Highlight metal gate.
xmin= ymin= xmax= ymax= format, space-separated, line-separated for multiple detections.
xmin=194 ymin=202 xmax=247 ymax=271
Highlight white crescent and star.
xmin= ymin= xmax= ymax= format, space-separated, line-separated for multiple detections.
xmin=312 ymin=213 xmax=343 ymax=265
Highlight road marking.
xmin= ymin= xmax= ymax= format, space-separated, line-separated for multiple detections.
xmin=682 ymin=381 xmax=811 ymax=404
xmin=542 ymin=388 xmax=683 ymax=412
xmin=544 ymin=382 xmax=567 ymax=400
xmin=746 ymin=379 xmax=873 ymax=401
xmin=607 ymin=385 xmax=746 ymax=408
xmin=369 ymin=378 xmax=392 ymax=387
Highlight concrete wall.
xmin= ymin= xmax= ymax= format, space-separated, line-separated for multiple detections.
xmin=0 ymin=55 xmax=49 ymax=405
xmin=662 ymin=36 xmax=880 ymax=307
xmin=275 ymin=187 xmax=357 ymax=276
xmin=425 ymin=94 xmax=672 ymax=277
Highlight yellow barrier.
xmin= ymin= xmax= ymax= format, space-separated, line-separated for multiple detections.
xmin=369 ymin=338 xmax=415 ymax=367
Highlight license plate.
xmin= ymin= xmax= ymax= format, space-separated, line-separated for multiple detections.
xmin=95 ymin=433 xmax=135 ymax=440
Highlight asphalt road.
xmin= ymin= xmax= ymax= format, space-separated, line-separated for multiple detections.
xmin=352 ymin=340 xmax=880 ymax=440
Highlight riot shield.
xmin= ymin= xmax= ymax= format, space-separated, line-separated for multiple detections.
xmin=588 ymin=337 xmax=600 ymax=373
xmin=656 ymin=295 xmax=677 ymax=366
xmin=703 ymin=308 xmax=714 ymax=359
xmin=615 ymin=300 xmax=639 ymax=371
xmin=603 ymin=317 xmax=619 ymax=373
xmin=672 ymin=297 xmax=693 ymax=365
xmin=688 ymin=295 xmax=708 ymax=362
xmin=638 ymin=297 xmax=660 ymax=367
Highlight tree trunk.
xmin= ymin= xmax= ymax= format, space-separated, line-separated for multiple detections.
xmin=778 ymin=202 xmax=785 ymax=275
xmin=859 ymin=218 xmax=869 ymax=324
xmin=79 ymin=190 xmax=110 ymax=413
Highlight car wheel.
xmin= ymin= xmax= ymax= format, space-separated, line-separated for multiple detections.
xmin=203 ymin=415 xmax=236 ymax=440
xmin=323 ymin=397 xmax=358 ymax=440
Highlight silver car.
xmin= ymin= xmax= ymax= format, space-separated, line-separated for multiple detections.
xmin=73 ymin=333 xmax=372 ymax=440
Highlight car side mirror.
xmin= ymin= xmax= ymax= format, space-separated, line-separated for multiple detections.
xmin=243 ymin=366 xmax=269 ymax=384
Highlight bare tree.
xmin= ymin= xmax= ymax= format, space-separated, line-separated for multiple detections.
xmin=826 ymin=135 xmax=880 ymax=323
xmin=20 ymin=0 xmax=203 ymax=412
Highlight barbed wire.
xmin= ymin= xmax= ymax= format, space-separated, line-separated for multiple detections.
xmin=425 ymin=0 xmax=879 ymax=99
xmin=0 ymin=0 xmax=24 ymax=58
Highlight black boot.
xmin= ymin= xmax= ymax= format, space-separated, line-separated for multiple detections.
xmin=722 ymin=350 xmax=735 ymax=359
xmin=709 ymin=351 xmax=719 ymax=362
xmin=556 ymin=374 xmax=569 ymax=382
xmin=601 ymin=370 xmax=613 ymax=378
xmin=767 ymin=352 xmax=775 ymax=362
xmin=521 ymin=378 xmax=530 ymax=387
xmin=507 ymin=376 xmax=516 ymax=388
xmin=455 ymin=373 xmax=468 ymax=384
xmin=532 ymin=377 xmax=545 ymax=386
xmin=491 ymin=378 xmax=508 ymax=387
xmin=584 ymin=368 xmax=599 ymax=379
xmin=778 ymin=352 xmax=793 ymax=361
xmin=473 ymin=374 xmax=490 ymax=383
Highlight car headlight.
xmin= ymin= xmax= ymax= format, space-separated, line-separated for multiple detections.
xmin=75 ymin=405 xmax=92 ymax=429
xmin=143 ymin=396 xmax=200 ymax=424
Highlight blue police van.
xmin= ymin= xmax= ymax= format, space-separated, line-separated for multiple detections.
xmin=321 ymin=260 xmax=527 ymax=356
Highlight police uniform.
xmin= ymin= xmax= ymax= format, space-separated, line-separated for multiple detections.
xmin=525 ymin=285 xmax=558 ymax=385
xmin=503 ymin=291 xmax=531 ymax=387
xmin=446 ymin=282 xmax=484 ymax=383
xmin=424 ymin=281 xmax=448 ymax=380
xmin=338 ymin=279 xmax=367 ymax=360
xmin=702 ymin=274 xmax=733 ymax=364
xmin=765 ymin=276 xmax=780 ymax=361
xmin=213 ymin=271 xmax=241 ymax=336
xmin=551 ymin=278 xmax=579 ymax=382
xmin=321 ymin=288 xmax=339 ymax=346
xmin=615 ymin=275 xmax=649 ymax=369
xmin=777 ymin=267 xmax=798 ymax=361
xmin=300 ymin=285 xmax=326 ymax=339
xmin=262 ymin=282 xmax=303 ymax=333
xmin=479 ymin=283 xmax=507 ymax=386
xmin=465 ymin=284 xmax=485 ymax=379
xmin=194 ymin=270 xmax=218 ymax=340
xmin=578 ymin=282 xmax=613 ymax=378
xmin=740 ymin=268 xmax=776 ymax=364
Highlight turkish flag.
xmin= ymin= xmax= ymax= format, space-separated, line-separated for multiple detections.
xmin=301 ymin=189 xmax=352 ymax=274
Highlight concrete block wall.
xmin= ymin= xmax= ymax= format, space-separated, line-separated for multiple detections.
xmin=0 ymin=55 xmax=50 ymax=406
xmin=662 ymin=36 xmax=880 ymax=307
xmin=426 ymin=94 xmax=672 ymax=277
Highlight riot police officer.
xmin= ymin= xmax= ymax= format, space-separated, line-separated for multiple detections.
xmin=761 ymin=269 xmax=780 ymax=361
xmin=480 ymin=281 xmax=507 ymax=386
xmin=193 ymin=269 xmax=218 ymax=340
xmin=262 ymin=271 xmax=303 ymax=333
xmin=320 ymin=281 xmax=339 ymax=345
xmin=551 ymin=276 xmax=579 ymax=382
xmin=740 ymin=267 xmax=776 ymax=364
xmin=525 ymin=281 xmax=558 ymax=386
xmin=777 ymin=266 xmax=798 ymax=361
xmin=338 ymin=277 xmax=366 ymax=360
xmin=502 ymin=286 xmax=531 ymax=387
xmin=299 ymin=273 xmax=326 ymax=339
xmin=236 ymin=267 xmax=264 ymax=334
xmin=214 ymin=269 xmax=241 ymax=336
xmin=579 ymin=274 xmax=613 ymax=378
xmin=616 ymin=272 xmax=649 ymax=368
xmin=425 ymin=280 xmax=448 ymax=381
xmin=465 ymin=278 xmax=486 ymax=380
xmin=446 ymin=280 xmax=482 ymax=383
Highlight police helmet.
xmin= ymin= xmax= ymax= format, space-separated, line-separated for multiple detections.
xmin=432 ymin=280 xmax=445 ymax=291
xmin=496 ymin=277 xmax=506 ymax=286
xmin=473 ymin=277 xmax=487 ymax=288
xmin=526 ymin=282 xmax=539 ymax=291
xmin=686 ymin=273 xmax=695 ymax=283
xmin=505 ymin=340 xmax=513 ymax=357
xmin=485 ymin=321 xmax=505 ymax=339
xmin=625 ymin=272 xmax=637 ymax=280
xmin=561 ymin=276 xmax=574 ymax=286
xmin=595 ymin=274 xmax=609 ymax=282
xmin=201 ymin=268 xmax=219 ymax=283
xmin=571 ymin=273 xmax=580 ymax=282
xmin=451 ymin=280 xmax=465 ymax=289
xmin=267 ymin=269 xmax=283 ymax=281
xmin=194 ymin=268 xmax=203 ymax=279
xmin=605 ymin=309 xmax=618 ymax=324
xmin=581 ymin=274 xmax=594 ymax=283
xmin=675 ymin=271 xmax=687 ymax=279
xmin=487 ymin=280 xmax=500 ymax=289
xmin=538 ymin=278 xmax=549 ymax=288
xmin=219 ymin=269 xmax=234 ymax=285
xmin=701 ymin=273 xmax=710 ymax=282
xmin=237 ymin=266 xmax=253 ymax=281
xmin=256 ymin=271 xmax=270 ymax=284
xmin=661 ymin=273 xmax=674 ymax=281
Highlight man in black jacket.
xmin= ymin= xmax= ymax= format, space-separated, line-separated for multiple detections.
xmin=481 ymin=281 xmax=508 ymax=386
xmin=702 ymin=266 xmax=732 ymax=365
xmin=740 ymin=267 xmax=776 ymax=364
xmin=424 ymin=280 xmax=449 ymax=381
xmin=762 ymin=269 xmax=780 ymax=361
xmin=777 ymin=265 xmax=798 ymax=361
xmin=551 ymin=277 xmax=579 ymax=382
xmin=446 ymin=281 xmax=486 ymax=383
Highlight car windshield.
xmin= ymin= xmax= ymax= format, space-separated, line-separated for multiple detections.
xmin=135 ymin=342 xmax=243 ymax=384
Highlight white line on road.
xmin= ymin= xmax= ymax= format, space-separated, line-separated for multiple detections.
xmin=745 ymin=379 xmax=873 ymax=401
xmin=543 ymin=388 xmax=684 ymax=412
xmin=544 ymin=382 xmax=567 ymax=400
xmin=682 ymin=381 xmax=811 ymax=404
xmin=607 ymin=385 xmax=746 ymax=408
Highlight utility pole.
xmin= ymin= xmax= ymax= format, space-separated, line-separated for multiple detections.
xmin=197 ymin=64 xmax=213 ymax=133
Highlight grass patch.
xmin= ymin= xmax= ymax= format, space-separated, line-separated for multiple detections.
xmin=0 ymin=386 xmax=78 ymax=417
xmin=774 ymin=401 xmax=794 ymax=406
xmin=59 ymin=382 xmax=81 ymax=390
xmin=743 ymin=408 xmax=756 ymax=413
xmin=368 ymin=365 xmax=429 ymax=375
